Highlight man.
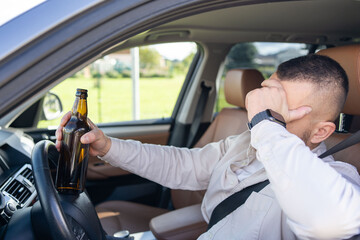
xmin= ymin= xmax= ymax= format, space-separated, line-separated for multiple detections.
xmin=56 ymin=54 xmax=360 ymax=239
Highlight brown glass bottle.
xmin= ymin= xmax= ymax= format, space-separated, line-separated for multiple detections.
xmin=56 ymin=89 xmax=90 ymax=195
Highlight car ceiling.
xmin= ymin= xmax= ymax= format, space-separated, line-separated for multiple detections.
xmin=123 ymin=0 xmax=360 ymax=48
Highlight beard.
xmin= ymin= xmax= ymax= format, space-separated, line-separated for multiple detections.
xmin=301 ymin=129 xmax=312 ymax=147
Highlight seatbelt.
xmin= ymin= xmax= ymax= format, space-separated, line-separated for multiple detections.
xmin=207 ymin=130 xmax=360 ymax=230
xmin=319 ymin=130 xmax=360 ymax=158
xmin=207 ymin=180 xmax=270 ymax=230
xmin=186 ymin=82 xmax=212 ymax=148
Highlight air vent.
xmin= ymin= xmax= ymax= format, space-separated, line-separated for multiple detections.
xmin=20 ymin=168 xmax=34 ymax=184
xmin=4 ymin=180 xmax=31 ymax=205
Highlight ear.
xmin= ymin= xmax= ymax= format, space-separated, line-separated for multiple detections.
xmin=309 ymin=121 xmax=336 ymax=144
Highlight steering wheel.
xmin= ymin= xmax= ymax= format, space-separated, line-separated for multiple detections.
xmin=31 ymin=140 xmax=106 ymax=240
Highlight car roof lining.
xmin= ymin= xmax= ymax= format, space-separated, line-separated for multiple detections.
xmin=111 ymin=0 xmax=360 ymax=51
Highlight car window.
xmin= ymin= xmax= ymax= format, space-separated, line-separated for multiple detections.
xmin=215 ymin=42 xmax=308 ymax=112
xmin=38 ymin=42 xmax=197 ymax=128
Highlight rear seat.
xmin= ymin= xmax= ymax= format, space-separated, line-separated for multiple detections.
xmin=318 ymin=44 xmax=360 ymax=173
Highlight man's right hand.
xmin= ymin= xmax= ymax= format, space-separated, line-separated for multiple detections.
xmin=55 ymin=111 xmax=112 ymax=157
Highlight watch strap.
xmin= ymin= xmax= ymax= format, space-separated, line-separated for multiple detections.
xmin=248 ymin=109 xmax=286 ymax=130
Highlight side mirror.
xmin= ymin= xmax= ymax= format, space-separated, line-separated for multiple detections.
xmin=41 ymin=92 xmax=63 ymax=121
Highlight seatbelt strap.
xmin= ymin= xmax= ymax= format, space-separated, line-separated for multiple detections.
xmin=319 ymin=130 xmax=360 ymax=158
xmin=207 ymin=131 xmax=360 ymax=230
xmin=186 ymin=82 xmax=212 ymax=148
xmin=207 ymin=180 xmax=270 ymax=230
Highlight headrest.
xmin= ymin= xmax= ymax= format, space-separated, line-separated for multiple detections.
xmin=224 ymin=69 xmax=264 ymax=108
xmin=317 ymin=45 xmax=360 ymax=115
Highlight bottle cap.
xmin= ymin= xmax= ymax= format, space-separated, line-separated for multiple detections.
xmin=76 ymin=89 xmax=88 ymax=97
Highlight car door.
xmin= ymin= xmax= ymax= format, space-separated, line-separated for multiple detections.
xmin=9 ymin=42 xmax=200 ymax=205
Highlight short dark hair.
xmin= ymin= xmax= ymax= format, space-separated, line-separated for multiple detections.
xmin=277 ymin=54 xmax=349 ymax=120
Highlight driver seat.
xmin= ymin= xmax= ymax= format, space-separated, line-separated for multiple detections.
xmin=318 ymin=44 xmax=360 ymax=173
xmin=95 ymin=68 xmax=264 ymax=235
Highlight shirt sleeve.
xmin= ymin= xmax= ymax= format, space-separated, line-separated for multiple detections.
xmin=251 ymin=120 xmax=360 ymax=240
xmin=100 ymin=137 xmax=229 ymax=190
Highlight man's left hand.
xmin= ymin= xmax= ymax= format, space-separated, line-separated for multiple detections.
xmin=245 ymin=78 xmax=312 ymax=123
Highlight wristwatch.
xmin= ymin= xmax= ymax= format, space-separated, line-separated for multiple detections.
xmin=247 ymin=109 xmax=286 ymax=130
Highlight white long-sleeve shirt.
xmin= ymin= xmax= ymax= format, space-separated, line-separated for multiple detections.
xmin=101 ymin=120 xmax=360 ymax=239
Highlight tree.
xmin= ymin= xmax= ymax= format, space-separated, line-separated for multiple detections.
xmin=183 ymin=51 xmax=195 ymax=66
xmin=225 ymin=43 xmax=258 ymax=70
xmin=171 ymin=51 xmax=196 ymax=76
xmin=139 ymin=47 xmax=161 ymax=70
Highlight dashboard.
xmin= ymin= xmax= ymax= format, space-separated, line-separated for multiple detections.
xmin=0 ymin=128 xmax=38 ymax=225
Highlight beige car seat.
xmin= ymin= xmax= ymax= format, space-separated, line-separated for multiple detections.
xmin=318 ymin=44 xmax=360 ymax=174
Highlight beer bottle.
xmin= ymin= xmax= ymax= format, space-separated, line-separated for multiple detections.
xmin=56 ymin=89 xmax=90 ymax=195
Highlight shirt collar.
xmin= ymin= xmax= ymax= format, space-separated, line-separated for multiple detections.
xmin=311 ymin=142 xmax=334 ymax=163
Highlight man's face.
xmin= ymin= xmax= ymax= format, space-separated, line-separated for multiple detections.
xmin=270 ymin=74 xmax=316 ymax=146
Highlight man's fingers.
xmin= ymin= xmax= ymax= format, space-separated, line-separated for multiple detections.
xmin=55 ymin=128 xmax=62 ymax=152
xmin=81 ymin=130 xmax=99 ymax=144
xmin=81 ymin=118 xmax=99 ymax=143
xmin=55 ymin=111 xmax=71 ymax=152
xmin=81 ymin=131 xmax=94 ymax=144
xmin=87 ymin=118 xmax=97 ymax=130
xmin=288 ymin=106 xmax=312 ymax=122
xmin=55 ymin=126 xmax=63 ymax=141
xmin=56 ymin=114 xmax=98 ymax=151
xmin=55 ymin=140 xmax=61 ymax=151
xmin=261 ymin=79 xmax=283 ymax=89
xmin=249 ymin=77 xmax=311 ymax=124
xmin=57 ymin=111 xmax=71 ymax=140
xmin=60 ymin=111 xmax=71 ymax=126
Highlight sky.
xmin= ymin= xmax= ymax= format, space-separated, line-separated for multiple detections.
xmin=152 ymin=42 xmax=197 ymax=61
xmin=152 ymin=42 xmax=305 ymax=60
xmin=0 ymin=0 xmax=45 ymax=26
xmin=254 ymin=42 xmax=305 ymax=55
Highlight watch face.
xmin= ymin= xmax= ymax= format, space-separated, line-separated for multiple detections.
xmin=268 ymin=109 xmax=286 ymax=124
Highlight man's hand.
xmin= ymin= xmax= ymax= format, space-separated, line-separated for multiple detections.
xmin=245 ymin=79 xmax=312 ymax=123
xmin=55 ymin=111 xmax=112 ymax=157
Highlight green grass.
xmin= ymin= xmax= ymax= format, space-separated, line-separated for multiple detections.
xmin=38 ymin=75 xmax=236 ymax=129
xmin=38 ymin=76 xmax=185 ymax=128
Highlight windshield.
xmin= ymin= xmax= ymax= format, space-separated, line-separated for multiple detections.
xmin=0 ymin=0 xmax=45 ymax=26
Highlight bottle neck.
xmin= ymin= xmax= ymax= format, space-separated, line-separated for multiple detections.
xmin=71 ymin=96 xmax=88 ymax=120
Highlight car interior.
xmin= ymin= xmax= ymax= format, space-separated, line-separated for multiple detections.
xmin=0 ymin=0 xmax=360 ymax=239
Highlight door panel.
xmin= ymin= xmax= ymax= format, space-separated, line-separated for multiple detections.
xmin=88 ymin=156 xmax=131 ymax=180
xmin=88 ymin=122 xmax=171 ymax=180
xmin=100 ymin=122 xmax=171 ymax=145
